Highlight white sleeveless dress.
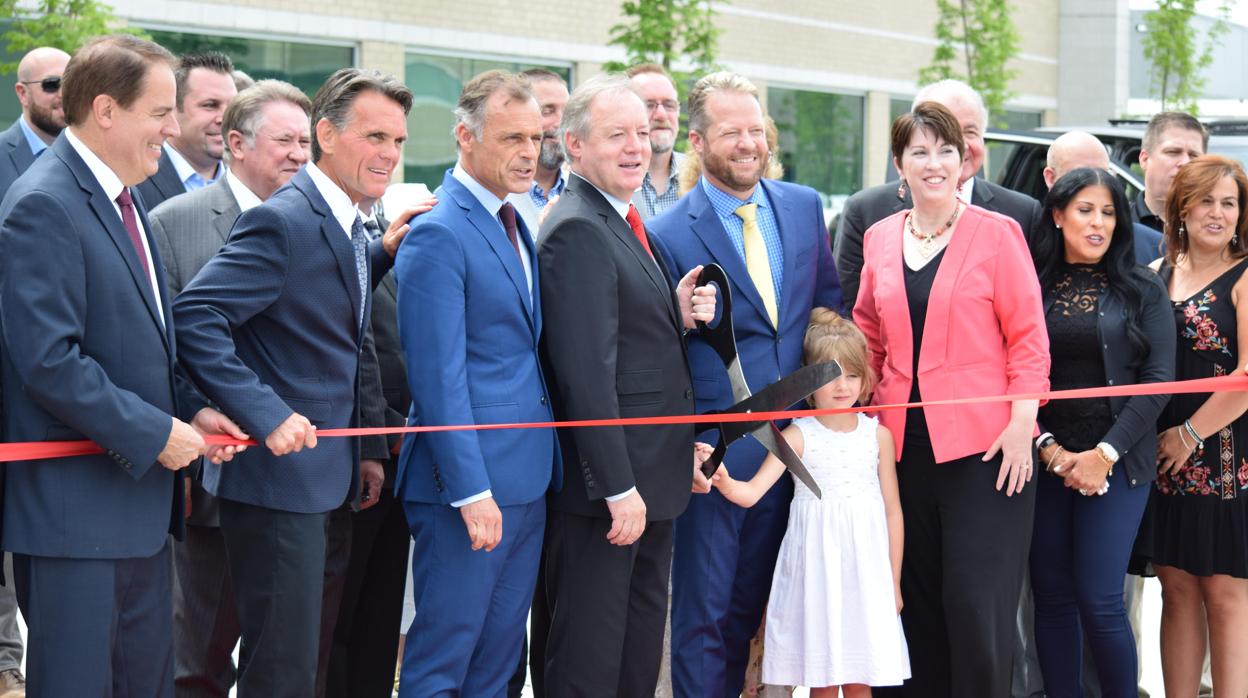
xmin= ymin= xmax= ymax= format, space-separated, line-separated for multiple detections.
xmin=761 ymin=414 xmax=911 ymax=688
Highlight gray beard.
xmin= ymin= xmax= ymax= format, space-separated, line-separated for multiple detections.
xmin=539 ymin=142 xmax=564 ymax=171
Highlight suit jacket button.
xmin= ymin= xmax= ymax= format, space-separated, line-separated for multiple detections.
xmin=1131 ymin=478 xmax=1137 ymax=486
xmin=540 ymin=396 xmax=548 ymax=405
xmin=684 ymin=388 xmax=693 ymax=400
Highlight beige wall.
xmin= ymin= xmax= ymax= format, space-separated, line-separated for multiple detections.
xmin=116 ymin=0 xmax=1059 ymax=188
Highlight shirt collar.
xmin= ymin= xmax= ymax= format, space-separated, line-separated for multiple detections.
xmin=225 ymin=170 xmax=264 ymax=212
xmin=64 ymin=127 xmax=124 ymax=202
xmin=164 ymin=143 xmax=222 ymax=187
xmin=572 ymin=172 xmax=631 ymax=221
xmin=452 ymin=162 xmax=506 ymax=218
xmin=644 ymin=152 xmax=681 ymax=190
xmin=532 ymin=168 xmax=566 ymax=200
xmin=17 ymin=116 xmax=50 ymax=157
xmin=958 ymin=177 xmax=974 ymax=204
xmin=699 ymin=175 xmax=769 ymax=219
xmin=304 ymin=161 xmax=360 ymax=237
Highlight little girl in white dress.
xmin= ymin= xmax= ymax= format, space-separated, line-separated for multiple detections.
xmin=711 ymin=308 xmax=910 ymax=697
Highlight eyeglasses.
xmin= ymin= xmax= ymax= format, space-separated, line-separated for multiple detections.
xmin=20 ymin=76 xmax=61 ymax=94
xmin=644 ymin=99 xmax=680 ymax=113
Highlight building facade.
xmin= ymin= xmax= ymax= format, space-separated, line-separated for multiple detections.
xmin=1 ymin=0 xmax=1063 ymax=201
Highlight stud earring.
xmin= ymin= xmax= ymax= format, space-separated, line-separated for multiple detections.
xmin=1055 ymin=222 xmax=1061 ymax=229
xmin=897 ymin=180 xmax=907 ymax=200
xmin=1179 ymin=223 xmax=1186 ymax=237
xmin=1234 ymin=233 xmax=1240 ymax=246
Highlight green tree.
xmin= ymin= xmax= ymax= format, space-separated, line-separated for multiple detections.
xmin=0 ymin=0 xmax=144 ymax=75
xmin=918 ymin=0 xmax=1020 ymax=125
xmin=1141 ymin=0 xmax=1230 ymax=115
xmin=603 ymin=0 xmax=723 ymax=88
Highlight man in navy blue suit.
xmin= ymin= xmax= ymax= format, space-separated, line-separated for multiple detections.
xmin=0 ymin=35 xmax=244 ymax=697
xmin=648 ymin=71 xmax=843 ymax=698
xmin=172 ymin=68 xmax=410 ymax=697
xmin=393 ymin=69 xmax=561 ymax=697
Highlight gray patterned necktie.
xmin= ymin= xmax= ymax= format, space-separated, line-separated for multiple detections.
xmin=350 ymin=214 xmax=368 ymax=330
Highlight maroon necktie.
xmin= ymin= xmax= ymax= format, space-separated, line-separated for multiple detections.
xmin=498 ymin=202 xmax=523 ymax=261
xmin=625 ymin=203 xmax=654 ymax=259
xmin=114 ymin=188 xmax=151 ymax=279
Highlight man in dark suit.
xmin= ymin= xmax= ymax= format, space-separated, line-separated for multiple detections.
xmin=149 ymin=79 xmax=313 ymax=698
xmin=1042 ymin=130 xmax=1163 ymax=265
xmin=135 ymin=52 xmax=237 ymax=210
xmin=648 ymin=71 xmax=844 ymax=698
xmin=0 ymin=44 xmax=69 ymax=696
xmin=392 ymin=69 xmax=561 ymax=698
xmin=537 ymin=73 xmax=716 ymax=697
xmin=0 ymin=47 xmax=69 ymax=197
xmin=171 ymin=68 xmax=410 ymax=697
xmin=834 ymin=79 xmax=1043 ymax=313
xmin=0 ymin=35 xmax=244 ymax=697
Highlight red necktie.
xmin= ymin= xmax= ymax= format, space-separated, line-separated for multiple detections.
xmin=498 ymin=202 xmax=524 ymax=261
xmin=115 ymin=188 xmax=151 ymax=279
xmin=626 ymin=204 xmax=654 ymax=259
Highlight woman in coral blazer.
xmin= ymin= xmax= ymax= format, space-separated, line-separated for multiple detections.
xmin=854 ymin=102 xmax=1050 ymax=698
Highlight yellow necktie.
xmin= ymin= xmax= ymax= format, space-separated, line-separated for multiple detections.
xmin=735 ymin=202 xmax=778 ymax=327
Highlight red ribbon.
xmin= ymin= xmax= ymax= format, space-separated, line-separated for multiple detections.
xmin=2 ymin=374 xmax=1245 ymax=463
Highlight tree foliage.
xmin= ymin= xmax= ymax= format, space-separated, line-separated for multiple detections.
xmin=0 ymin=0 xmax=145 ymax=75
xmin=918 ymin=0 xmax=1020 ymax=124
xmin=603 ymin=0 xmax=722 ymax=89
xmin=1141 ymin=0 xmax=1230 ymax=115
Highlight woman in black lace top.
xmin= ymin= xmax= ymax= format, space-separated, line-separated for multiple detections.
xmin=1028 ymin=168 xmax=1175 ymax=698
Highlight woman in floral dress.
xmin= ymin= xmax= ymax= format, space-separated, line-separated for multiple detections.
xmin=1150 ymin=155 xmax=1248 ymax=697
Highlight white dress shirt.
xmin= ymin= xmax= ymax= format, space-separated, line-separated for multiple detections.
xmin=65 ymin=128 xmax=164 ymax=325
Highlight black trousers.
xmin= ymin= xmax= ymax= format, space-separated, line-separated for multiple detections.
xmin=542 ymin=511 xmax=673 ymax=698
xmin=173 ymin=523 xmax=240 ymax=698
xmin=327 ymin=486 xmax=410 ymax=698
xmin=219 ymin=498 xmax=328 ymax=698
xmin=877 ymin=438 xmax=1036 ymax=698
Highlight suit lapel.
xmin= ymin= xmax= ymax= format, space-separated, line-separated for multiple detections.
xmin=918 ymin=208 xmax=982 ymax=371
xmin=208 ymin=180 xmax=240 ymax=245
xmin=766 ymin=180 xmax=796 ymax=326
xmin=445 ymin=175 xmax=535 ymax=327
xmin=971 ymin=176 xmax=994 ymax=208
xmin=4 ymin=129 xmax=34 ymax=175
xmin=153 ymin=150 xmax=184 ymax=201
xmin=56 ymin=140 xmax=169 ymax=344
xmin=293 ymin=170 xmax=364 ymax=342
xmin=687 ymin=185 xmax=771 ymax=325
xmin=880 ymin=216 xmax=914 ymax=378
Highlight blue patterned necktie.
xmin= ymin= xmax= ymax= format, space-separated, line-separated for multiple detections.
xmin=350 ymin=215 xmax=369 ymax=330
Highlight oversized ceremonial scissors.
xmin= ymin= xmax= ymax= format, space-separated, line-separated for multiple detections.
xmin=693 ymin=264 xmax=842 ymax=498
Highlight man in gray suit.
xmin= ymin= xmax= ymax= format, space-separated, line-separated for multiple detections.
xmin=149 ymin=79 xmax=314 ymax=698
xmin=628 ymin=63 xmax=686 ymax=220
xmin=0 ymin=44 xmax=69 ymax=698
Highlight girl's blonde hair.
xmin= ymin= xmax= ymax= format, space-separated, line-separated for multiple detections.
xmin=803 ymin=307 xmax=876 ymax=403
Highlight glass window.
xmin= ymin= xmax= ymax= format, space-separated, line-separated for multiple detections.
xmin=1001 ymin=109 xmax=1042 ymax=130
xmin=767 ymin=86 xmax=864 ymax=205
xmin=890 ymin=97 xmax=912 ymax=124
xmin=405 ymin=51 xmax=571 ymax=188
xmin=143 ymin=29 xmax=354 ymax=98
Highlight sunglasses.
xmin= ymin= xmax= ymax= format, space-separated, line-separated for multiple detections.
xmin=20 ymin=76 xmax=61 ymax=94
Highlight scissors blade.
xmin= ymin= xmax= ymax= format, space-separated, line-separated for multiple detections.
xmin=751 ymin=421 xmax=822 ymax=498
xmin=718 ymin=361 xmax=843 ymax=443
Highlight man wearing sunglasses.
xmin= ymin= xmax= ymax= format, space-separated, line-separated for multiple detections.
xmin=0 ymin=46 xmax=69 ymax=198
